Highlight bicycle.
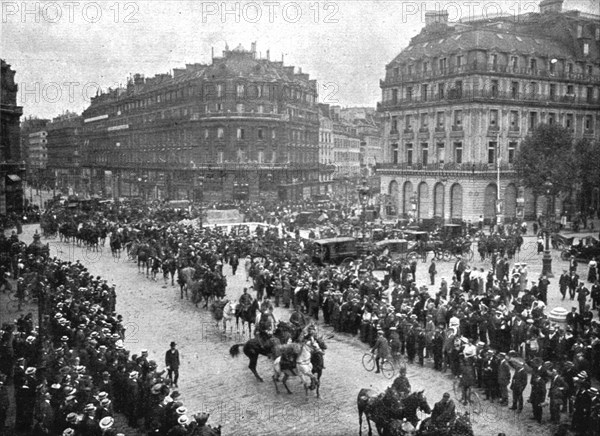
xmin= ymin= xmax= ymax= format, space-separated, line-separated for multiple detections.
xmin=453 ymin=376 xmax=482 ymax=414
xmin=362 ymin=352 xmax=396 ymax=379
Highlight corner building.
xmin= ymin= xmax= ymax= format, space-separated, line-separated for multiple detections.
xmin=377 ymin=0 xmax=600 ymax=224
xmin=81 ymin=44 xmax=320 ymax=202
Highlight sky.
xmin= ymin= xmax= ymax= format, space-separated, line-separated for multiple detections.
xmin=2 ymin=0 xmax=597 ymax=119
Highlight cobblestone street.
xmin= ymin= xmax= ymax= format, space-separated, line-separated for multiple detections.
xmin=4 ymin=223 xmax=597 ymax=436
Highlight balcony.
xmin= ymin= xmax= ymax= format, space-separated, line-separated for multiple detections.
xmin=375 ymin=161 xmax=515 ymax=173
xmin=378 ymin=89 xmax=600 ymax=110
xmin=435 ymin=126 xmax=445 ymax=132
xmin=380 ymin=62 xmax=600 ymax=87
xmin=451 ymin=125 xmax=463 ymax=131
xmin=419 ymin=127 xmax=430 ymax=133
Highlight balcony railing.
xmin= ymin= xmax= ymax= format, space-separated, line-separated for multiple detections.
xmin=381 ymin=62 xmax=600 ymax=86
xmin=376 ymin=162 xmax=515 ymax=172
xmin=379 ymin=89 xmax=600 ymax=109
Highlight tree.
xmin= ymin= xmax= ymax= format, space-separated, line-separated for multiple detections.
xmin=573 ymin=137 xmax=600 ymax=212
xmin=514 ymin=124 xmax=577 ymax=197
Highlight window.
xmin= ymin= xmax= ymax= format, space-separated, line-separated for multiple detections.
xmin=420 ymin=113 xmax=429 ymax=128
xmin=391 ymin=116 xmax=398 ymax=133
xmin=437 ymin=142 xmax=445 ymax=163
xmin=454 ymin=110 xmax=462 ymax=127
xmin=392 ymin=88 xmax=398 ymax=104
xmin=439 ymin=58 xmax=447 ymax=71
xmin=489 ymin=109 xmax=499 ymax=129
xmin=548 ymin=113 xmax=556 ymax=125
xmin=577 ymin=24 xmax=583 ymax=38
xmin=236 ymin=103 xmax=244 ymax=113
xmin=511 ymin=81 xmax=519 ymax=99
xmin=216 ymin=84 xmax=223 ymax=98
xmin=550 ymin=84 xmax=556 ymax=100
xmin=258 ymin=150 xmax=264 ymax=163
xmin=454 ymin=142 xmax=463 ymax=164
xmin=217 ymin=151 xmax=224 ymax=163
xmin=510 ymin=111 xmax=519 ymax=130
xmin=272 ymin=129 xmax=276 ymax=139
xmin=566 ymin=113 xmax=574 ymax=130
xmin=529 ymin=58 xmax=537 ymax=71
xmin=585 ymin=115 xmax=593 ymax=131
xmin=488 ymin=141 xmax=497 ymax=164
xmin=237 ymin=128 xmax=245 ymax=140
xmin=568 ymin=63 xmax=573 ymax=74
xmin=511 ymin=56 xmax=519 ymax=71
xmin=529 ymin=81 xmax=537 ymax=96
xmin=258 ymin=128 xmax=264 ymax=140
xmin=437 ymin=111 xmax=445 ymax=127
xmin=529 ymin=112 xmax=538 ymax=130
xmin=237 ymin=84 xmax=245 ymax=98
xmin=257 ymin=105 xmax=264 ymax=113
xmin=455 ymin=80 xmax=463 ymax=97
xmin=217 ymin=127 xmax=224 ymax=138
xmin=456 ymin=55 xmax=463 ymax=68
xmin=423 ymin=62 xmax=429 ymax=73
xmin=587 ymin=65 xmax=593 ymax=75
xmin=408 ymin=64 xmax=413 ymax=75
xmin=490 ymin=80 xmax=499 ymax=97
xmin=421 ymin=84 xmax=428 ymax=101
xmin=567 ymin=85 xmax=574 ymax=95
xmin=392 ymin=143 xmax=399 ymax=164
xmin=596 ymin=28 xmax=600 ymax=41
xmin=490 ymin=53 xmax=498 ymax=69
xmin=406 ymin=144 xmax=413 ymax=165
xmin=405 ymin=114 xmax=412 ymax=130
xmin=438 ymin=83 xmax=445 ymax=99
xmin=549 ymin=60 xmax=556 ymax=74
xmin=216 ymin=103 xmax=223 ymax=111
xmin=406 ymin=86 xmax=413 ymax=101
xmin=393 ymin=67 xmax=399 ymax=77
xmin=421 ymin=143 xmax=428 ymax=165
xmin=583 ymin=43 xmax=589 ymax=56
xmin=587 ymin=87 xmax=594 ymax=103
xmin=508 ymin=142 xmax=517 ymax=164
xmin=204 ymin=129 xmax=209 ymax=139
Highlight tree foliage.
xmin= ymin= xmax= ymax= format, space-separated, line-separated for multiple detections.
xmin=514 ymin=124 xmax=577 ymax=196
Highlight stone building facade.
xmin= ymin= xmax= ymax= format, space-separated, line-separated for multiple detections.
xmin=377 ymin=0 xmax=600 ymax=223
xmin=80 ymin=44 xmax=320 ymax=202
xmin=46 ymin=112 xmax=83 ymax=194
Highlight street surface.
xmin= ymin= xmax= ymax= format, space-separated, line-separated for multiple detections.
xmin=3 ymin=222 xmax=598 ymax=436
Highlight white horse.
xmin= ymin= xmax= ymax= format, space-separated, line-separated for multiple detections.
xmin=212 ymin=300 xmax=237 ymax=335
xmin=273 ymin=339 xmax=322 ymax=398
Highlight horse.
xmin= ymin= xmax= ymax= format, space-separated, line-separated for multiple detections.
xmin=162 ymin=256 xmax=177 ymax=286
xmin=149 ymin=256 xmax=161 ymax=281
xmin=178 ymin=266 xmax=196 ymax=299
xmin=357 ymin=389 xmax=431 ymax=436
xmin=136 ymin=243 xmax=153 ymax=275
xmin=211 ymin=300 xmax=237 ymax=334
xmin=110 ymin=233 xmax=122 ymax=258
xmin=229 ymin=323 xmax=293 ymax=382
xmin=273 ymin=339 xmax=324 ymax=399
xmin=235 ymin=299 xmax=259 ymax=336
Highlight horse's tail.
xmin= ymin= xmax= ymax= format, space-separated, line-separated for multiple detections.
xmin=229 ymin=343 xmax=244 ymax=358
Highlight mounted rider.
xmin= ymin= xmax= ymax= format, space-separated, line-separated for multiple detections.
xmin=256 ymin=307 xmax=277 ymax=349
xmin=238 ymin=287 xmax=252 ymax=310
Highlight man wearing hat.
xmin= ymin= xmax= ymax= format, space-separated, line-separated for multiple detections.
xmin=559 ymin=270 xmax=570 ymax=300
xmin=371 ymin=329 xmax=391 ymax=373
xmin=430 ymin=393 xmax=456 ymax=428
xmin=509 ymin=361 xmax=528 ymax=412
xmin=165 ymin=341 xmax=180 ymax=388
xmin=548 ymin=366 xmax=568 ymax=423
xmin=80 ymin=403 xmax=100 ymax=436
xmin=572 ymin=373 xmax=592 ymax=434
xmin=497 ymin=353 xmax=511 ymax=406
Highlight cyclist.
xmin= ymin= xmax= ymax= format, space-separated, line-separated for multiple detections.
xmin=371 ymin=329 xmax=390 ymax=374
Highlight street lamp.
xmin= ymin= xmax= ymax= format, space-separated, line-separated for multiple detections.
xmin=357 ymin=179 xmax=371 ymax=241
xmin=542 ymin=180 xmax=554 ymax=278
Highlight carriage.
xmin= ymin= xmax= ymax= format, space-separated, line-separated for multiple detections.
xmin=551 ymin=233 xmax=575 ymax=250
xmin=561 ymin=236 xmax=600 ymax=261
xmin=310 ymin=237 xmax=357 ymax=265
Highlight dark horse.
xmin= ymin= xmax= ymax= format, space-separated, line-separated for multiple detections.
xmin=357 ymin=389 xmax=431 ymax=436
xmin=135 ymin=243 xmax=152 ymax=275
xmin=235 ymin=299 xmax=259 ymax=335
xmin=229 ymin=323 xmax=293 ymax=382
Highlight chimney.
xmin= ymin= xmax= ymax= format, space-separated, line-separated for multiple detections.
xmin=539 ymin=0 xmax=563 ymax=13
xmin=211 ymin=47 xmax=214 ymax=59
xmin=424 ymin=10 xmax=449 ymax=27
xmin=251 ymin=42 xmax=256 ymax=53
xmin=267 ymin=49 xmax=270 ymax=60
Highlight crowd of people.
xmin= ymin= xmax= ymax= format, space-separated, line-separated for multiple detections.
xmin=1 ymin=196 xmax=599 ymax=435
xmin=0 ymin=230 xmax=221 ymax=435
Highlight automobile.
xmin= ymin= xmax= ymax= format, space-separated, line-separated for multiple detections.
xmin=561 ymin=236 xmax=600 ymax=261
xmin=311 ymin=237 xmax=357 ymax=265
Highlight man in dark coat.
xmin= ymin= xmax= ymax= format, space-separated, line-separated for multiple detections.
xmin=529 ymin=374 xmax=546 ymax=423
xmin=430 ymin=392 xmax=456 ymax=428
xmin=165 ymin=342 xmax=180 ymax=387
xmin=509 ymin=363 xmax=528 ymax=412
xmin=559 ymin=270 xmax=570 ymax=300
xmin=548 ymin=367 xmax=569 ymax=423
xmin=497 ymin=353 xmax=511 ymax=406
xmin=572 ymin=375 xmax=592 ymax=434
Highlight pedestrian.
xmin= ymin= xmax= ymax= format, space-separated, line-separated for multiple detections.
xmin=429 ymin=259 xmax=437 ymax=286
xmin=559 ymin=270 xmax=569 ymax=300
xmin=165 ymin=342 xmax=180 ymax=388
xmin=576 ymin=282 xmax=590 ymax=315
xmin=229 ymin=253 xmax=239 ymax=276
xmin=548 ymin=366 xmax=568 ymax=423
xmin=497 ymin=353 xmax=511 ymax=406
xmin=509 ymin=362 xmax=528 ymax=412
xmin=529 ymin=374 xmax=546 ymax=423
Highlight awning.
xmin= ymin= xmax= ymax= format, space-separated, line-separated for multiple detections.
xmin=7 ymin=174 xmax=21 ymax=182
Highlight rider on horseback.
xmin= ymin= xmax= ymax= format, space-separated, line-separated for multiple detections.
xmin=239 ymin=287 xmax=252 ymax=310
xmin=256 ymin=307 xmax=276 ymax=350
xmin=430 ymin=392 xmax=456 ymax=429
